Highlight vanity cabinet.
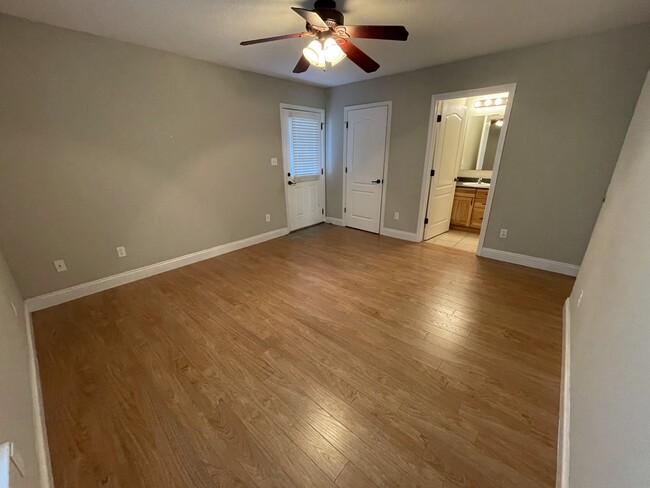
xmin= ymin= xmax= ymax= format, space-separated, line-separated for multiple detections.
xmin=451 ymin=188 xmax=489 ymax=231
xmin=450 ymin=189 xmax=474 ymax=227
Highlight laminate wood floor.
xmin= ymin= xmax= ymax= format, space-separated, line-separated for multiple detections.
xmin=33 ymin=225 xmax=575 ymax=487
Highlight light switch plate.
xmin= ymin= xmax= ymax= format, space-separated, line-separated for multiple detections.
xmin=271 ymin=157 xmax=278 ymax=166
xmin=116 ymin=246 xmax=127 ymax=258
xmin=265 ymin=214 xmax=271 ymax=222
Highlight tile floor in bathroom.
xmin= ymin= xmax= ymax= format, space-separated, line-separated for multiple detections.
xmin=425 ymin=229 xmax=480 ymax=253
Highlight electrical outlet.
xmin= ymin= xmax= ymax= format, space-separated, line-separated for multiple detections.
xmin=271 ymin=157 xmax=278 ymax=166
xmin=499 ymin=229 xmax=508 ymax=239
xmin=116 ymin=246 xmax=127 ymax=258
xmin=394 ymin=212 xmax=400 ymax=220
xmin=577 ymin=289 xmax=584 ymax=307
xmin=265 ymin=213 xmax=271 ymax=222
xmin=9 ymin=300 xmax=18 ymax=317
xmin=53 ymin=259 xmax=67 ymax=272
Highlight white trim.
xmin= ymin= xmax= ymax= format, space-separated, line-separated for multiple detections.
xmin=557 ymin=298 xmax=571 ymax=488
xmin=279 ymin=103 xmax=326 ymax=232
xmin=342 ymin=101 xmax=393 ymax=235
xmin=0 ymin=442 xmax=9 ymax=488
xmin=416 ymin=84 xmax=518 ymax=253
xmin=481 ymin=248 xmax=580 ymax=276
xmin=25 ymin=228 xmax=289 ymax=312
xmin=24 ymin=306 xmax=54 ymax=488
xmin=325 ymin=217 xmax=344 ymax=226
xmin=380 ymin=228 xmax=419 ymax=242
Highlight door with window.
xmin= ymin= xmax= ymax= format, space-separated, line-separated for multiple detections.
xmin=281 ymin=107 xmax=325 ymax=231
xmin=344 ymin=104 xmax=390 ymax=233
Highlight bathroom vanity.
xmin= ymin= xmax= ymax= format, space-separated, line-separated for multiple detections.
xmin=450 ymin=186 xmax=489 ymax=231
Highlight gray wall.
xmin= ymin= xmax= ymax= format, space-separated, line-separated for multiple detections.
xmin=0 ymin=247 xmax=41 ymax=488
xmin=326 ymin=22 xmax=650 ymax=265
xmin=0 ymin=14 xmax=326 ymax=298
xmin=567 ymin=71 xmax=650 ymax=487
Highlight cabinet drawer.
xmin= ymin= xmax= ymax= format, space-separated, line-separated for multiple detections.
xmin=455 ymin=188 xmax=477 ymax=198
xmin=475 ymin=189 xmax=489 ymax=203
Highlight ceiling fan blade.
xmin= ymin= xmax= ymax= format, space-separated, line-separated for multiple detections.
xmin=340 ymin=25 xmax=409 ymax=41
xmin=293 ymin=55 xmax=311 ymax=73
xmin=336 ymin=38 xmax=380 ymax=73
xmin=240 ymin=32 xmax=313 ymax=46
xmin=291 ymin=7 xmax=329 ymax=29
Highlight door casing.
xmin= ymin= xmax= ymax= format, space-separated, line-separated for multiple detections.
xmin=416 ymin=84 xmax=517 ymax=255
xmin=342 ymin=101 xmax=392 ymax=234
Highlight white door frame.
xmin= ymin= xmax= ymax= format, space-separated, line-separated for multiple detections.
xmin=342 ymin=101 xmax=392 ymax=234
xmin=279 ymin=103 xmax=326 ymax=231
xmin=416 ymin=84 xmax=517 ymax=255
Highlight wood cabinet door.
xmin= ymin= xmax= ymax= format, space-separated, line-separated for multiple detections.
xmin=451 ymin=195 xmax=473 ymax=227
xmin=470 ymin=202 xmax=485 ymax=229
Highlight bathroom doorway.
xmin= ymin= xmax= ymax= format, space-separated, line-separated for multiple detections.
xmin=416 ymin=84 xmax=516 ymax=255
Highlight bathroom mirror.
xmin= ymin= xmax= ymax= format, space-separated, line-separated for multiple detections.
xmin=460 ymin=114 xmax=503 ymax=172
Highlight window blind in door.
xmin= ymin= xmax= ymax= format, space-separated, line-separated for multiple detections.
xmin=287 ymin=111 xmax=322 ymax=182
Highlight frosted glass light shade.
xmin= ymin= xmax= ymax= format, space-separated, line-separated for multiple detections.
xmin=323 ymin=38 xmax=346 ymax=65
xmin=303 ymin=40 xmax=325 ymax=68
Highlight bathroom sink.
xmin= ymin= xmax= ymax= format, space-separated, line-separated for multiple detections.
xmin=456 ymin=181 xmax=491 ymax=189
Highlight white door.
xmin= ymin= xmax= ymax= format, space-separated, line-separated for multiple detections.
xmin=424 ymin=101 xmax=467 ymax=240
xmin=281 ymin=107 xmax=325 ymax=231
xmin=344 ymin=105 xmax=389 ymax=233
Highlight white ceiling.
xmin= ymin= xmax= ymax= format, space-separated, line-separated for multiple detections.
xmin=1 ymin=0 xmax=649 ymax=87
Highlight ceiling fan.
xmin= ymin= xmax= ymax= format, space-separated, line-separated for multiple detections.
xmin=240 ymin=0 xmax=409 ymax=74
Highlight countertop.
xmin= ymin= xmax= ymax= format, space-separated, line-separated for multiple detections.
xmin=456 ymin=182 xmax=491 ymax=189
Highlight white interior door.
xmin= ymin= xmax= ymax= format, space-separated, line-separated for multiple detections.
xmin=281 ymin=107 xmax=325 ymax=231
xmin=344 ymin=105 xmax=389 ymax=233
xmin=424 ymin=101 xmax=467 ymax=240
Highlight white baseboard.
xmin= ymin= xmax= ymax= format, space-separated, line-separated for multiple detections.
xmin=24 ymin=306 xmax=54 ymax=488
xmin=25 ymin=227 xmax=289 ymax=312
xmin=479 ymin=248 xmax=580 ymax=276
xmin=380 ymin=227 xmax=420 ymax=242
xmin=557 ymin=298 xmax=571 ymax=488
xmin=325 ymin=216 xmax=344 ymax=226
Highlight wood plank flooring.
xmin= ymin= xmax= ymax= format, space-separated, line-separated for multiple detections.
xmin=33 ymin=224 xmax=575 ymax=487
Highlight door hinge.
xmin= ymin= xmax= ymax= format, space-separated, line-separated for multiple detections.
xmin=424 ymin=217 xmax=429 ymax=224
xmin=344 ymin=207 xmax=347 ymax=213
xmin=436 ymin=114 xmax=442 ymax=123
xmin=430 ymin=169 xmax=435 ymax=177
xmin=345 ymin=121 xmax=349 ymax=129
xmin=321 ymin=122 xmax=324 ymax=130
xmin=321 ymin=168 xmax=324 ymax=175
xmin=322 ymin=208 xmax=325 ymax=215
xmin=345 ymin=167 xmax=348 ymax=174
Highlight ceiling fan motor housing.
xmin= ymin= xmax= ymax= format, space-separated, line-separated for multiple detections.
xmin=313 ymin=0 xmax=344 ymax=27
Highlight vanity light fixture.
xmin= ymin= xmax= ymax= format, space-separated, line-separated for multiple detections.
xmin=474 ymin=97 xmax=509 ymax=109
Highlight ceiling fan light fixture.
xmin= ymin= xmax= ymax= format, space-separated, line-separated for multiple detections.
xmin=303 ymin=40 xmax=326 ymax=68
xmin=323 ymin=37 xmax=347 ymax=65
